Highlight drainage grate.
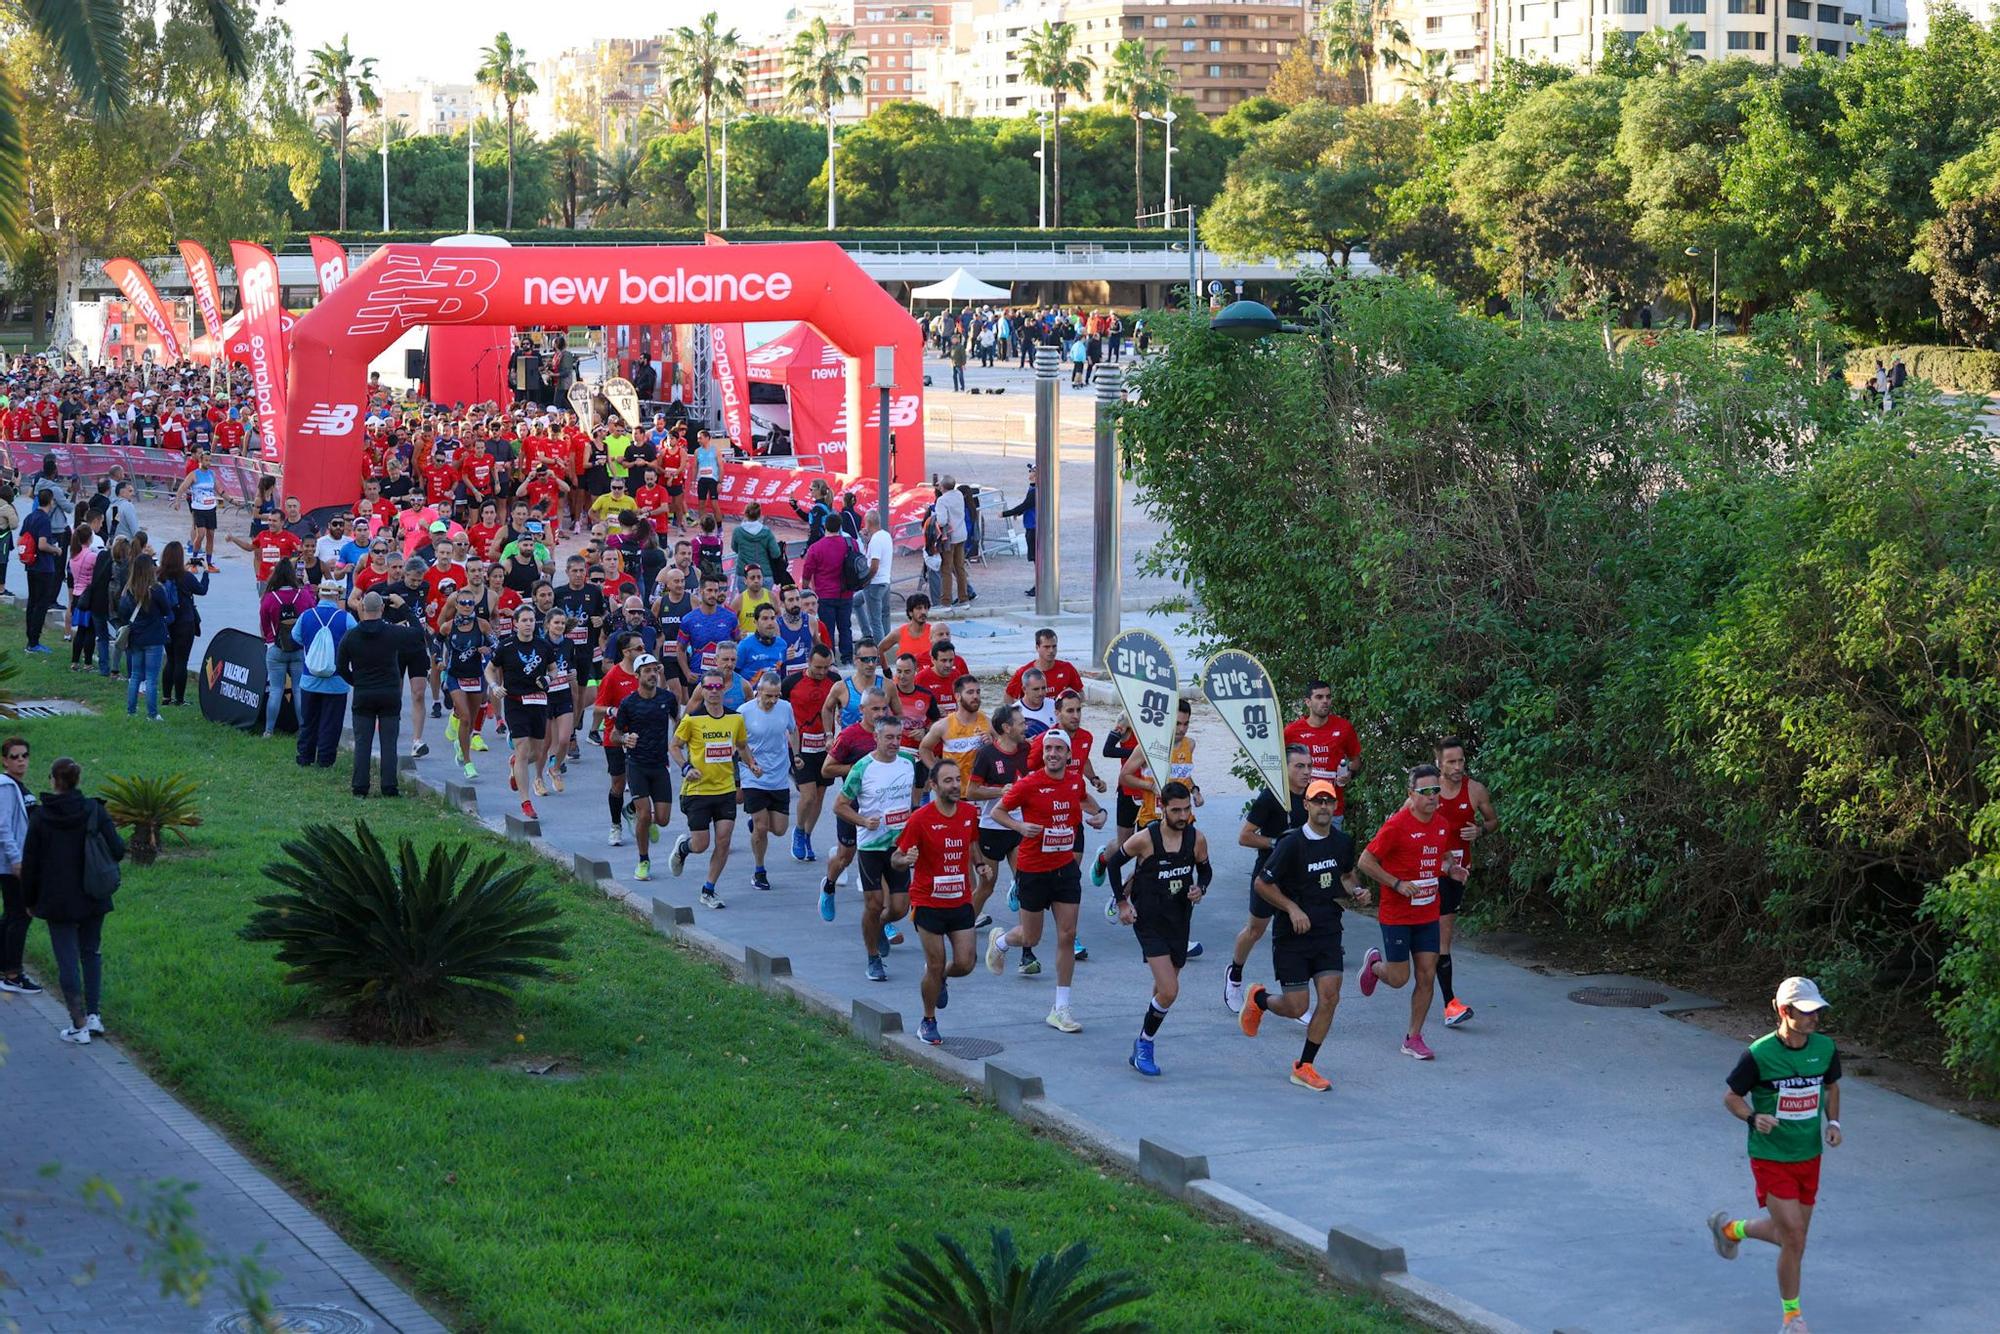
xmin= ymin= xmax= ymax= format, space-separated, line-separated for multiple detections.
xmin=938 ymin=1036 xmax=1004 ymax=1060
xmin=207 ymin=1305 xmax=374 ymax=1333
xmin=12 ymin=699 xmax=100 ymax=718
xmin=1568 ymin=986 xmax=1671 ymax=1009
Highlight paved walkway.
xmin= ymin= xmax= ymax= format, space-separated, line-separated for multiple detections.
xmin=0 ymin=990 xmax=444 ymax=1333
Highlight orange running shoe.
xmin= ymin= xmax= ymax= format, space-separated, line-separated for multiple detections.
xmin=1289 ymin=1061 xmax=1331 ymax=1092
xmin=1443 ymin=998 xmax=1474 ymax=1027
xmin=1239 ymin=984 xmax=1266 ymax=1038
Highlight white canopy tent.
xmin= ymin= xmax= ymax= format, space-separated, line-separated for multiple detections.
xmin=909 ymin=267 xmax=1012 ymax=303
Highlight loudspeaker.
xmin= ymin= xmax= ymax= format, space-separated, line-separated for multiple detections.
xmin=404 ymin=349 xmax=426 ymax=380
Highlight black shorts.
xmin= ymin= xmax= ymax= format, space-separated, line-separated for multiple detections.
xmin=1133 ymin=905 xmax=1194 ymax=969
xmin=978 ymin=827 xmax=1022 ymax=864
xmin=743 ymin=786 xmax=791 ymax=816
xmin=666 ymin=481 xmax=685 ymax=498
xmin=192 ymin=508 xmax=218 ymax=530
xmin=1116 ymin=792 xmax=1140 ymax=830
xmin=1015 ymin=862 xmax=1082 ymax=912
xmin=604 ymin=745 xmax=627 ymax=777
xmin=837 ymin=815 xmax=858 ymax=848
xmin=1440 ymin=872 xmax=1467 ymax=917
xmin=627 ymin=765 xmax=673 ymax=804
xmin=1272 ymin=932 xmax=1344 ymax=991
xmin=681 ymin=790 xmax=737 ymax=831
xmin=547 ymin=689 xmax=573 ymax=717
xmin=696 ymin=476 xmax=719 ymax=502
xmin=566 ymin=643 xmax=594 ymax=685
xmin=914 ymin=903 xmax=977 ymax=936
xmin=858 ymin=848 xmax=911 ymax=897
xmin=794 ymin=751 xmax=827 ymax=786
xmin=503 ymin=699 xmax=547 ymax=740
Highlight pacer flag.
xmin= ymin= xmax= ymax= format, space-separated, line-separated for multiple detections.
xmin=1202 ymin=649 xmax=1289 ymax=801
xmin=177 ymin=241 xmax=227 ymax=354
xmin=101 ymin=260 xmax=184 ymax=362
xmin=710 ymin=322 xmax=752 ymax=452
xmin=1104 ymin=630 xmax=1180 ymax=796
xmin=228 ymin=241 xmax=289 ymax=465
xmin=603 ymin=377 xmax=641 ymax=428
xmin=308 ymin=235 xmax=349 ymax=298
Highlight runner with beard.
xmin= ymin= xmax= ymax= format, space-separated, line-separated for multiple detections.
xmin=485 ymin=605 xmax=554 ymax=821
xmin=1433 ymin=736 xmax=1499 ymax=1028
xmin=894 ymin=762 xmax=981 ymax=1046
xmin=1225 ymin=746 xmax=1312 ymax=1014
xmin=816 ymin=688 xmax=888 ymax=923
xmin=781 ymin=645 xmax=841 ymax=863
xmin=1099 ymin=782 xmax=1210 ymax=1077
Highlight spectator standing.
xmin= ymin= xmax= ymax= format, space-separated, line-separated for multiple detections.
xmin=858 ymin=510 xmax=895 ymax=643
xmin=156 ymin=541 xmax=209 ymax=706
xmin=801 ymin=523 xmax=857 ymax=665
xmin=66 ymin=530 xmax=99 ymax=669
xmin=21 ymin=755 xmax=125 ymax=1043
xmin=293 ymin=579 xmax=355 ymax=767
xmin=105 ymin=480 xmax=140 ymax=547
xmin=0 ymin=482 xmax=17 ymax=602
xmin=336 ymin=591 xmax=426 ymax=798
xmin=731 ymin=503 xmax=787 ymax=587
xmin=1002 ymin=465 xmax=1039 ymax=598
xmin=0 ymin=737 xmax=38 ymax=997
xmin=950 ymin=336 xmax=968 ymax=393
xmin=259 ymin=560 xmax=315 ymax=738
xmin=934 ymin=478 xmax=970 ymax=607
xmin=115 ymin=554 xmax=172 ymax=721
xmin=21 ymin=487 xmax=63 ymax=652
xmin=85 ymin=537 xmax=122 ymax=677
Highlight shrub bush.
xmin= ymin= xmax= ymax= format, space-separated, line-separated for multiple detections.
xmin=240 ymin=823 xmax=569 ymax=1042
xmin=1846 ymin=343 xmax=2000 ymax=392
xmin=101 ymin=772 xmax=202 ymax=865
xmin=879 ymin=1227 xmax=1149 ymax=1334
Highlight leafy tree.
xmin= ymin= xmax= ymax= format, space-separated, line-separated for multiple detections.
xmin=660 ymin=13 xmax=746 ymax=232
xmin=1916 ymin=194 xmax=2000 ymax=351
xmin=475 ymin=32 xmax=539 ymax=229
xmin=547 ymin=128 xmax=595 ymax=228
xmin=1202 ymin=101 xmax=1419 ymax=267
xmin=0 ymin=0 xmax=248 ymax=246
xmin=1932 ymin=127 xmax=2000 ymax=209
xmin=1103 ymin=39 xmax=1175 ymax=225
xmin=599 ymin=141 xmax=663 ymax=221
xmin=1019 ymin=22 xmax=1094 ymax=228
xmin=785 ymin=17 xmax=867 ymax=228
xmin=303 ymin=34 xmax=380 ymax=231
xmin=1266 ymin=42 xmax=1338 ymax=107
xmin=1410 ymin=50 xmax=1455 ymax=109
xmin=1318 ymin=0 xmax=1413 ymax=105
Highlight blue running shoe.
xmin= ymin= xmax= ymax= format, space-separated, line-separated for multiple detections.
xmin=865 ymin=955 xmax=888 ymax=982
xmin=919 ymin=1017 xmax=942 ymax=1046
xmin=1090 ymin=850 xmax=1107 ymax=886
xmin=937 ymin=978 xmax=950 ymax=1010
xmin=1073 ymin=939 xmax=1088 ymax=961
xmin=791 ymin=828 xmax=809 ymax=862
xmin=1130 ymin=1037 xmax=1161 ymax=1077
xmin=752 ymin=868 xmax=772 ymax=892
xmin=884 ymin=923 xmax=902 ymax=947
xmin=819 ymin=883 xmax=836 ymax=922
xmin=1006 ymin=881 xmax=1019 ymax=912
xmin=1186 ymin=941 xmax=1204 ymax=959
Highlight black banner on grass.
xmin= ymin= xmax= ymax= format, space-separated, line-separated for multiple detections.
xmin=198 ymin=628 xmax=270 ymax=732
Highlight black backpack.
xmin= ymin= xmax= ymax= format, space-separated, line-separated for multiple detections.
xmin=275 ymin=595 xmax=305 ymax=653
xmin=840 ymin=534 xmax=870 ymax=593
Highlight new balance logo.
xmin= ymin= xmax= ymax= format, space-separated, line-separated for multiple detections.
xmin=299 ymin=402 xmax=359 ymax=437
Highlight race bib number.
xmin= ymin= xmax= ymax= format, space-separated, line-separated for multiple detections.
xmin=1407 ymin=875 xmax=1438 ymax=907
xmin=704 ymin=740 xmax=735 ymax=765
xmin=801 ymin=730 xmax=826 ymax=755
xmin=457 ymin=677 xmax=484 ymax=694
xmin=1310 ymin=766 xmax=1338 ymax=782
xmin=1040 ymin=824 xmax=1075 ymax=854
xmin=519 ymin=692 xmax=548 ymax=707
xmin=567 ymin=627 xmax=588 ymax=643
xmin=883 ymin=805 xmax=911 ymax=831
xmin=1775 ymin=1082 xmax=1822 ymax=1121
xmin=931 ymin=873 xmax=967 ymax=901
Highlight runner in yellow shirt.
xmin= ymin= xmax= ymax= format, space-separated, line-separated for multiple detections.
xmin=590 ymin=476 xmax=638 ymax=526
xmin=668 ymin=668 xmax=759 ymax=908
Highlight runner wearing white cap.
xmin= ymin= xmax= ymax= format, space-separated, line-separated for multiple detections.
xmin=1709 ymin=976 xmax=1843 ymax=1334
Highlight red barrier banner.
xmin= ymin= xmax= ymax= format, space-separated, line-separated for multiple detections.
xmin=3 ymin=441 xmax=272 ymax=501
xmin=308 ymin=235 xmax=350 ymax=298
xmin=710 ymin=322 xmax=753 ymax=454
xmin=102 ymin=259 xmax=185 ymax=362
xmin=228 ymin=241 xmax=291 ymax=465
xmin=178 ymin=241 xmax=228 ymax=358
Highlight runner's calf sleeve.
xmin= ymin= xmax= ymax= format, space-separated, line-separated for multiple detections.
xmin=1438 ymin=953 xmax=1454 ymax=1004
xmin=1142 ymin=999 xmax=1169 ymax=1037
xmin=608 ymin=791 xmax=623 ymax=823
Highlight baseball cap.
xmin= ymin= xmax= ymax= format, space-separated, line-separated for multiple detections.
xmin=317 ymin=578 xmax=344 ymax=597
xmin=1774 ymin=977 xmax=1830 ymax=1013
xmin=525 ymin=519 xmax=544 ymax=533
xmin=428 ymin=520 xmax=448 ymax=533
xmin=633 ymin=653 xmax=661 ymax=671
xmin=1305 ymin=780 xmax=1339 ymax=800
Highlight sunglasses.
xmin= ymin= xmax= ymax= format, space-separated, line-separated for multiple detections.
xmin=856 ymin=655 xmax=881 ymax=664
xmin=1306 ymin=795 xmax=1335 ymax=805
xmin=1414 ymin=785 xmax=1442 ymax=796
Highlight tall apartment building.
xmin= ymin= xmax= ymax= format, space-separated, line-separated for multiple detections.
xmin=1905 ymin=0 xmax=1989 ymax=41
xmin=1484 ymin=0 xmax=1906 ymax=77
xmin=850 ymin=3 xmax=956 ymax=110
xmin=938 ymin=0 xmax=1308 ymax=117
xmin=341 ymin=82 xmax=481 ymax=142
xmin=531 ymin=37 xmax=667 ymax=148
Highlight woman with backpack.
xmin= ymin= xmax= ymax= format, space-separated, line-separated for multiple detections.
xmin=116 ymin=555 xmax=173 ymax=721
xmin=86 ymin=535 xmax=122 ymax=678
xmin=259 ymin=559 xmax=313 ymax=738
xmin=22 ymin=755 xmax=125 ymax=1044
xmin=66 ymin=529 xmax=99 ymax=670
xmin=156 ymin=541 xmax=209 ymax=707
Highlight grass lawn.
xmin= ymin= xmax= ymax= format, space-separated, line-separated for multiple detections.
xmin=3 ymin=625 xmax=1411 ymax=1333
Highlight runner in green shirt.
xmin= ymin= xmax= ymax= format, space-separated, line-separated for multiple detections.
xmin=1709 ymin=976 xmax=1843 ymax=1334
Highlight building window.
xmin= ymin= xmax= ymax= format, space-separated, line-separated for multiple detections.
xmin=1208 ymin=64 xmax=1222 ymax=76
xmin=1684 ymin=28 xmax=1708 ymax=45
xmin=1616 ymin=0 xmax=1647 ymax=13
xmin=1153 ymin=15 xmax=1168 ymax=25
xmin=1788 ymin=0 xmax=1810 ymax=13
xmin=1726 ymin=28 xmax=1766 ymax=46
xmin=1817 ymin=35 xmax=1840 ymax=49
xmin=1454 ymin=46 xmax=1478 ymax=59
xmin=1427 ymin=14 xmax=1445 ymax=28
xmin=1728 ymin=0 xmax=1765 ymax=11
xmin=1183 ymin=39 xmax=1197 ymax=50
xmin=1208 ymin=38 xmax=1223 ymax=50
xmin=1667 ymin=0 xmax=1705 ymax=12
xmin=1817 ymin=2 xmax=1840 ymax=18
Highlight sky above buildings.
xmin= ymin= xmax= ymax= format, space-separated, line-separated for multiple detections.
xmin=283 ymin=0 xmax=798 ymax=88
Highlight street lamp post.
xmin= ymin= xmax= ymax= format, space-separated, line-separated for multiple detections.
xmin=1033 ymin=344 xmax=1061 ymax=617
xmin=380 ymin=112 xmax=408 ymax=231
xmin=466 ymin=126 xmax=477 ymax=233
xmin=720 ymin=112 xmax=731 ymax=230
xmin=1090 ymin=366 xmax=1123 ymax=664
xmin=1685 ymin=244 xmax=1718 ymax=351
xmin=872 ymin=346 xmax=895 ymax=530
xmin=1140 ymin=109 xmax=1177 ymax=231
xmin=1035 ymin=111 xmax=1052 ymax=231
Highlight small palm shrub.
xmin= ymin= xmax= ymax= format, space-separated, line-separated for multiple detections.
xmin=880 ymin=1227 xmax=1150 ymax=1334
xmin=0 ymin=647 xmax=17 ymax=716
xmin=101 ymin=772 xmax=203 ymax=865
xmin=241 ymin=824 xmax=570 ymax=1043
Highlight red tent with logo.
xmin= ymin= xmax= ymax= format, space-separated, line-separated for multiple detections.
xmin=743 ymin=322 xmax=852 ymax=475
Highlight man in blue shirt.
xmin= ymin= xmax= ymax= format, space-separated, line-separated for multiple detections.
xmin=734 ymin=603 xmax=788 ymax=690
xmin=737 ymin=673 xmax=800 ymax=892
xmin=776 ymin=584 xmax=816 ymax=680
xmin=677 ymin=572 xmax=738 ymax=680
xmin=294 ymin=578 xmax=355 ymax=768
xmin=20 ymin=489 xmax=62 ymax=652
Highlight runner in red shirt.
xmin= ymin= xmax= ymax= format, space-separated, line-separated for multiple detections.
xmin=913 ymin=639 xmax=963 ymax=701
xmin=1284 ymin=681 xmax=1361 ymax=821
xmin=781 ymin=645 xmax=841 ymax=862
xmin=986 ymin=730 xmax=1106 ymax=1034
xmin=633 ymin=466 xmax=671 ymax=529
xmin=458 ymin=441 xmax=497 ymax=503
xmin=214 ymin=416 xmax=245 ymax=453
xmin=1027 ymin=690 xmax=1105 ymax=792
xmin=1355 ymin=763 xmax=1454 ymax=1061
xmin=894 ymin=762 xmax=982 ymax=1046
xmin=421 ymin=453 xmax=459 ymax=507
xmin=236 ymin=514 xmax=301 ymax=585
xmin=592 ymin=630 xmax=647 ymax=848
xmin=466 ymin=504 xmax=503 ymax=563
xmin=1005 ymin=628 xmax=1084 ymax=700
xmin=1432 ymin=736 xmax=1499 ymax=1029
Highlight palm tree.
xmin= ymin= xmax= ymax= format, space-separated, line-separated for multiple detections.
xmin=590 ymin=143 xmax=646 ymax=217
xmin=548 ymin=128 xmax=596 ymax=228
xmin=1103 ymin=39 xmax=1175 ymax=225
xmin=1319 ymin=0 xmax=1414 ymax=105
xmin=785 ymin=18 xmax=867 ymax=229
xmin=476 ymin=32 xmax=539 ymax=228
xmin=0 ymin=2 xmax=249 ymax=246
xmin=1412 ymin=49 xmax=1454 ymax=107
xmin=303 ymin=36 xmax=382 ymax=231
xmin=1019 ymin=22 xmax=1094 ymax=229
xmin=661 ymin=14 xmax=747 ymax=232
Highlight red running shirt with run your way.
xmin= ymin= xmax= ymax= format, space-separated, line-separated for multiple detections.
xmin=1285 ymin=716 xmax=1361 ymax=815
xmin=1001 ymin=768 xmax=1090 ymax=873
xmin=897 ymin=800 xmax=981 ymax=908
xmin=1366 ymin=805 xmax=1454 ymax=926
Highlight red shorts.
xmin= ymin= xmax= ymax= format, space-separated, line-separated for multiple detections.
xmin=1751 ymin=1154 xmax=1822 ymax=1207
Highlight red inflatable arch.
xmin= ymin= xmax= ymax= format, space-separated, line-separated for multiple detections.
xmin=282 ymin=241 xmax=927 ymax=512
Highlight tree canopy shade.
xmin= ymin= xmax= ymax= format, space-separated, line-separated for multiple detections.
xmin=1202 ymin=101 xmax=1419 ymax=267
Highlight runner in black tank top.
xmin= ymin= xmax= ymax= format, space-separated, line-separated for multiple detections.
xmin=1100 ymin=781 xmax=1210 ymax=1078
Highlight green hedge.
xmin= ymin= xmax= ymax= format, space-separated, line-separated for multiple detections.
xmin=1848 ymin=344 xmax=2000 ymax=392
xmin=290 ymin=226 xmax=1175 ymax=250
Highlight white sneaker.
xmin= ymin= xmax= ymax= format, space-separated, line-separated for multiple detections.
xmin=1224 ymin=973 xmax=1245 ymax=1013
xmin=85 ymin=1013 xmax=104 ymax=1034
xmin=60 ymin=1025 xmax=91 ymax=1044
xmin=609 ymin=824 xmax=624 ymax=847
xmin=1045 ymin=1005 xmax=1082 ymax=1034
xmin=985 ymin=926 xmax=1008 ymax=975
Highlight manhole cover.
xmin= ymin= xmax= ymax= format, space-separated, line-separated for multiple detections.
xmin=13 ymin=699 xmax=100 ymax=717
xmin=938 ymin=1036 xmax=1004 ymax=1060
xmin=208 ymin=1305 xmax=374 ymax=1333
xmin=1568 ymin=986 xmax=1670 ymax=1008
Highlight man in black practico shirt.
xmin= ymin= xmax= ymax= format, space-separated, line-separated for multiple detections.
xmin=610 ymin=654 xmax=682 ymax=880
xmin=1227 ymin=745 xmax=1313 ymax=1014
